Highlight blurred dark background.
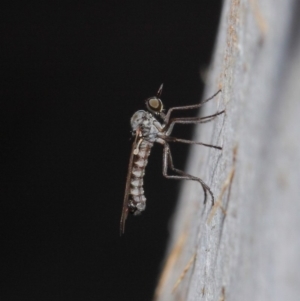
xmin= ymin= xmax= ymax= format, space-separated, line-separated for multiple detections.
xmin=1 ymin=1 xmax=222 ymax=300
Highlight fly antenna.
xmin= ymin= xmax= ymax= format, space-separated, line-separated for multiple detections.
xmin=156 ymin=83 xmax=163 ymax=98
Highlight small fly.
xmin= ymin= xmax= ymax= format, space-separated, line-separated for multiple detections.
xmin=120 ymin=85 xmax=224 ymax=234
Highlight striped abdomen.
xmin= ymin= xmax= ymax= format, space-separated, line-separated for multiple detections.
xmin=128 ymin=140 xmax=153 ymax=215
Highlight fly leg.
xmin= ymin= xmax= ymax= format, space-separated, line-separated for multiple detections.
xmin=162 ymin=142 xmax=214 ymax=205
xmin=162 ymin=90 xmax=222 ymax=125
xmin=171 ymin=110 xmax=225 ymax=123
xmin=164 ymin=110 xmax=225 ymax=135
xmin=165 ymin=136 xmax=222 ymax=150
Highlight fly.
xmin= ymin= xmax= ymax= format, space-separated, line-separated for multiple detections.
xmin=120 ymin=84 xmax=224 ymax=234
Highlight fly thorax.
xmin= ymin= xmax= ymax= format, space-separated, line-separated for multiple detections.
xmin=131 ymin=110 xmax=160 ymax=142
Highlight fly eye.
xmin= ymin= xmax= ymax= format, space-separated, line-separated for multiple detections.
xmin=145 ymin=97 xmax=163 ymax=114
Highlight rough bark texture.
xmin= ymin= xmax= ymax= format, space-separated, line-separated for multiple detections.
xmin=154 ymin=1 xmax=300 ymax=300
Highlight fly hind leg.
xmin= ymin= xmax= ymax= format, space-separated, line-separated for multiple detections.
xmin=162 ymin=143 xmax=214 ymax=205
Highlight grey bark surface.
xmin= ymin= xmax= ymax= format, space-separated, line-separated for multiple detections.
xmin=154 ymin=1 xmax=300 ymax=301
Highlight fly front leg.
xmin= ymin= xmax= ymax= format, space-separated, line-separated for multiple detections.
xmin=162 ymin=142 xmax=214 ymax=205
xmin=162 ymin=90 xmax=222 ymax=125
xmin=165 ymin=110 xmax=225 ymax=135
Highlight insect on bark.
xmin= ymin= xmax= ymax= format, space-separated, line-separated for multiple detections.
xmin=120 ymin=85 xmax=224 ymax=234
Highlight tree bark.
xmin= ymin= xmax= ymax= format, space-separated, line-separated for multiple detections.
xmin=154 ymin=1 xmax=300 ymax=300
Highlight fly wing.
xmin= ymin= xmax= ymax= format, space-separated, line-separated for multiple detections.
xmin=120 ymin=131 xmax=140 ymax=235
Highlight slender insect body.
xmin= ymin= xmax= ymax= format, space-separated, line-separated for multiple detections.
xmin=128 ymin=139 xmax=153 ymax=215
xmin=120 ymin=85 xmax=224 ymax=234
xmin=128 ymin=110 xmax=165 ymax=215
